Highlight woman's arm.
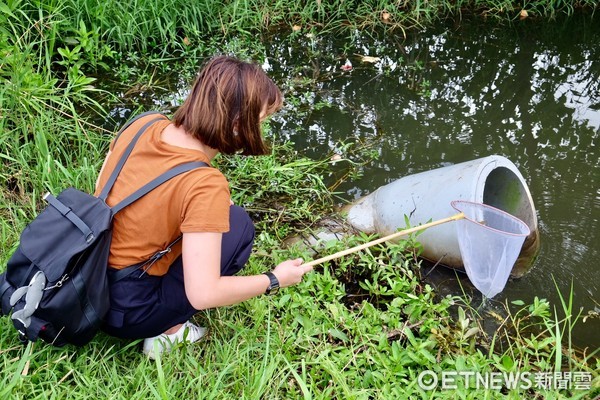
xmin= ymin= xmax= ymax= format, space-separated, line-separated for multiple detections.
xmin=182 ymin=232 xmax=311 ymax=310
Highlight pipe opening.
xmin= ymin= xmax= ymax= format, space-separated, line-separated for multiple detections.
xmin=483 ymin=167 xmax=535 ymax=229
xmin=483 ymin=166 xmax=539 ymax=277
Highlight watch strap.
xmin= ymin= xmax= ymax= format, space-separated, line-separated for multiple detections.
xmin=264 ymin=271 xmax=279 ymax=295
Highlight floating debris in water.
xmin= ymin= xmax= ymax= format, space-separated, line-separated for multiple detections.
xmin=358 ymin=54 xmax=381 ymax=64
xmin=341 ymin=59 xmax=353 ymax=71
xmin=381 ymin=10 xmax=391 ymax=23
xmin=330 ymin=154 xmax=342 ymax=163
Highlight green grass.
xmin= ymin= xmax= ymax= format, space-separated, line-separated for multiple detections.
xmin=2 ymin=232 xmax=598 ymax=398
xmin=3 ymin=0 xmax=600 ymax=65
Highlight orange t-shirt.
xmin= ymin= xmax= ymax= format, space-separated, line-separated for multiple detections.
xmin=94 ymin=114 xmax=231 ymax=276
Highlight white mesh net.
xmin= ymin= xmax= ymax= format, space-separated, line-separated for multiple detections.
xmin=451 ymin=201 xmax=530 ymax=298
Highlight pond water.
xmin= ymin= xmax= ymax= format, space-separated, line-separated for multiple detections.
xmin=103 ymin=13 xmax=599 ymax=349
xmin=263 ymin=14 xmax=599 ymax=350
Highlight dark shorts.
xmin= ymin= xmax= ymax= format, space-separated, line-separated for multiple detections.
xmin=102 ymin=205 xmax=254 ymax=339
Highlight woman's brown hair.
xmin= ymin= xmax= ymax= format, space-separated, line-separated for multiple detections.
xmin=173 ymin=56 xmax=282 ymax=156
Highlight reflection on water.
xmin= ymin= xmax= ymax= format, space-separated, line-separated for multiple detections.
xmin=104 ymin=13 xmax=599 ymax=349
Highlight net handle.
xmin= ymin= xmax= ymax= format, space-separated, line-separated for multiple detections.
xmin=301 ymin=212 xmax=465 ymax=269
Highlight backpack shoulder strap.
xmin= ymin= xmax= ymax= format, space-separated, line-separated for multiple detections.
xmin=98 ymin=114 xmax=165 ymax=201
xmin=111 ymin=161 xmax=208 ymax=215
xmin=112 ymin=111 xmax=165 ymax=148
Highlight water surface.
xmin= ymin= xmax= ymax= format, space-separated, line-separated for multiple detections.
xmin=264 ymin=14 xmax=599 ymax=350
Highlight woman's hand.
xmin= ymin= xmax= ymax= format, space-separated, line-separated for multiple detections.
xmin=272 ymin=258 xmax=312 ymax=288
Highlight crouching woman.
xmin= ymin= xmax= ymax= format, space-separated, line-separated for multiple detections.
xmin=95 ymin=56 xmax=312 ymax=358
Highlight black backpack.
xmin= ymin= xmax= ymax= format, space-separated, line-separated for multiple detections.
xmin=0 ymin=113 xmax=206 ymax=346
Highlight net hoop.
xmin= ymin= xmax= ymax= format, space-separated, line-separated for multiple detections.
xmin=451 ymin=200 xmax=531 ymax=237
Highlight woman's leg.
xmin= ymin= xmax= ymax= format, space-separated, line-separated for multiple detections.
xmin=219 ymin=205 xmax=256 ymax=276
xmin=103 ymin=205 xmax=255 ymax=339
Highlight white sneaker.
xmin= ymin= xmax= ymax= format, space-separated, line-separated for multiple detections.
xmin=142 ymin=321 xmax=207 ymax=359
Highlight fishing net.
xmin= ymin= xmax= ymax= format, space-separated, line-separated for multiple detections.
xmin=451 ymin=201 xmax=530 ymax=298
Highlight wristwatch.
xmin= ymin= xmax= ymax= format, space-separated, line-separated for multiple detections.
xmin=264 ymin=271 xmax=280 ymax=295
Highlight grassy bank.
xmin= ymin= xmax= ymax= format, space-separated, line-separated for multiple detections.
xmin=2 ymin=0 xmax=600 ymax=63
xmin=1 ymin=0 xmax=599 ymax=398
xmin=2 ymin=176 xmax=598 ymax=399
xmin=2 ymin=186 xmax=599 ymax=398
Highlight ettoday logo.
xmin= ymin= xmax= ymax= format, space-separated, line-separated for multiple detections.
xmin=417 ymin=370 xmax=593 ymax=391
